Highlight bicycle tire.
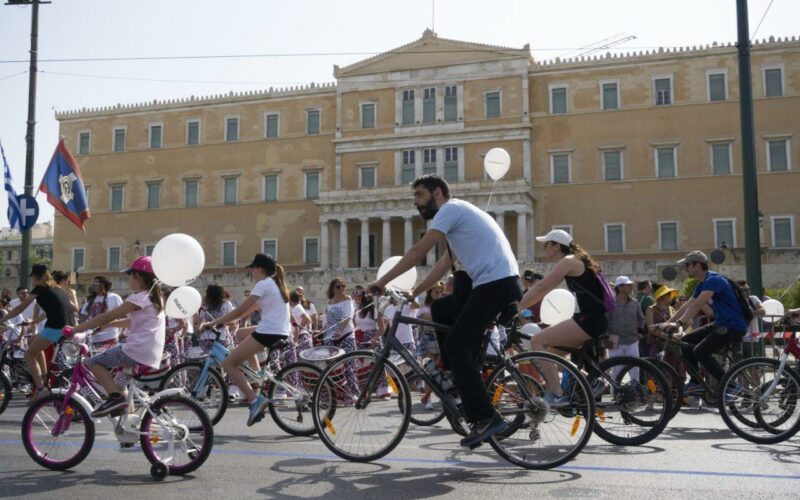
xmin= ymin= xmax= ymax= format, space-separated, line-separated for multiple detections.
xmin=159 ymin=361 xmax=228 ymax=426
xmin=268 ymin=362 xmax=323 ymax=437
xmin=22 ymin=394 xmax=95 ymax=471
xmin=644 ymin=357 xmax=683 ymax=420
xmin=590 ymin=357 xmax=672 ymax=446
xmin=312 ymin=350 xmax=411 ymax=462
xmin=0 ymin=371 xmax=11 ymax=415
xmin=140 ymin=394 xmax=214 ymax=475
xmin=485 ymin=351 xmax=595 ymax=470
xmin=403 ymin=371 xmax=446 ymax=426
xmin=718 ymin=357 xmax=800 ymax=444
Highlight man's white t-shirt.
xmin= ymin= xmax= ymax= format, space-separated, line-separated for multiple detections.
xmin=80 ymin=293 xmax=124 ymax=343
xmin=384 ymin=304 xmax=417 ymax=345
xmin=744 ymin=295 xmax=763 ymax=341
xmin=430 ymin=198 xmax=519 ymax=287
xmin=251 ymin=277 xmax=291 ymax=337
xmin=8 ymin=298 xmax=35 ymax=325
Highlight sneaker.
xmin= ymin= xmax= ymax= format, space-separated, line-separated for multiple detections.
xmin=684 ymin=382 xmax=704 ymax=395
xmin=542 ymin=391 xmax=570 ymax=408
xmin=92 ymin=393 xmax=128 ymax=417
xmin=459 ymin=412 xmax=509 ymax=448
xmin=247 ymin=395 xmax=270 ymax=427
xmin=376 ymin=385 xmax=393 ymax=400
xmin=27 ymin=387 xmax=51 ymax=406
xmin=424 ymin=400 xmax=434 ymax=411
xmin=724 ymin=383 xmax=743 ymax=403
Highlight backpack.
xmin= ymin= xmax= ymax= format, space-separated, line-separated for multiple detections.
xmin=567 ymin=270 xmax=616 ymax=313
xmin=722 ymin=275 xmax=755 ymax=324
xmin=595 ymin=271 xmax=617 ymax=313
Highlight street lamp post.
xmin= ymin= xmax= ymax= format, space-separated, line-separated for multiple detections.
xmin=735 ymin=0 xmax=764 ymax=298
xmin=5 ymin=0 xmax=50 ymax=289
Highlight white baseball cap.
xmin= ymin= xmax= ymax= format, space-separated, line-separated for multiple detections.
xmin=535 ymin=229 xmax=573 ymax=247
xmin=614 ymin=276 xmax=634 ymax=287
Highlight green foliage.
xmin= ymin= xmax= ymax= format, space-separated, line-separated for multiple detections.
xmin=765 ymin=280 xmax=800 ymax=309
xmin=681 ymin=277 xmax=698 ymax=298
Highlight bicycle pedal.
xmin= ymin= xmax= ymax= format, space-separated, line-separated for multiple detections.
xmin=469 ymin=441 xmax=483 ymax=450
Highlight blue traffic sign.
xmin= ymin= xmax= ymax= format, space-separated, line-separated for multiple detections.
xmin=16 ymin=194 xmax=39 ymax=231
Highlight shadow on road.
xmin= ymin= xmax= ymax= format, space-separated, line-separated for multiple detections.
xmin=0 ymin=468 xmax=196 ymax=497
xmin=658 ymin=426 xmax=736 ymax=441
xmin=581 ymin=444 xmax=666 ymax=455
xmin=256 ymin=458 xmax=581 ymax=498
xmin=711 ymin=442 xmax=800 ymax=466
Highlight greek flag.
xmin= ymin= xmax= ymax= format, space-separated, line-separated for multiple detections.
xmin=1 ymin=142 xmax=21 ymax=231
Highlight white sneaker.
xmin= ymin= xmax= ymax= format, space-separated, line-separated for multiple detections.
xmin=424 ymin=400 xmax=434 ymax=411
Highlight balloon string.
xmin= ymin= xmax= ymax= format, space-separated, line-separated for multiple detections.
xmin=485 ymin=180 xmax=497 ymax=211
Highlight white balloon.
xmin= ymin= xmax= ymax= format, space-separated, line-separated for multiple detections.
xmin=152 ymin=233 xmax=205 ymax=287
xmin=376 ymin=256 xmax=417 ymax=292
xmin=165 ymin=286 xmax=202 ymax=319
xmin=484 ymin=147 xmax=511 ymax=181
xmin=519 ymin=322 xmax=542 ymax=351
xmin=761 ymin=299 xmax=785 ymax=317
xmin=540 ymin=289 xmax=576 ymax=325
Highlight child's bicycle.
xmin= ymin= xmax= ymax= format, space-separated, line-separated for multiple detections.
xmin=159 ymin=327 xmax=327 ymax=436
xmin=21 ymin=337 xmax=214 ymax=480
xmin=0 ymin=322 xmax=31 ymax=414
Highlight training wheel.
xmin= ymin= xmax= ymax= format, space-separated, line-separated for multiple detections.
xmin=150 ymin=462 xmax=168 ymax=480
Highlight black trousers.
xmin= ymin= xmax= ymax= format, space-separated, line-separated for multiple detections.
xmin=430 ymin=275 xmax=522 ymax=422
xmin=681 ymin=323 xmax=745 ymax=383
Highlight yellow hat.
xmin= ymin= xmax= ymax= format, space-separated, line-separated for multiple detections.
xmin=654 ymin=286 xmax=677 ymax=302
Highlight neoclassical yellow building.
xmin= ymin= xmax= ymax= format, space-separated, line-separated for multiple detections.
xmin=53 ymin=31 xmax=799 ymax=288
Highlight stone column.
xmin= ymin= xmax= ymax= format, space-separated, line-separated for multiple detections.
xmin=382 ymin=217 xmax=392 ymax=261
xmin=320 ymin=219 xmax=329 ymax=269
xmin=516 ymin=212 xmax=527 ymax=263
xmin=425 ymin=220 xmax=435 ymax=266
xmin=403 ymin=216 xmax=413 ymax=253
xmin=495 ymin=211 xmax=505 ymax=232
xmin=360 ymin=218 xmax=370 ymax=268
xmin=339 ymin=219 xmax=349 ymax=269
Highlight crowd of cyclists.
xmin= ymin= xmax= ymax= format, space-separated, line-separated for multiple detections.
xmin=2 ymin=173 xmax=800 ymax=475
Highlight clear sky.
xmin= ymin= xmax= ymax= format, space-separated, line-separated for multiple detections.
xmin=0 ymin=0 xmax=797 ymax=225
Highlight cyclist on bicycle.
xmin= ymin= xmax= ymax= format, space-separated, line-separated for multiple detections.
xmin=663 ymin=250 xmax=747 ymax=395
xmin=516 ymin=229 xmax=608 ymax=404
xmin=199 ymin=253 xmax=292 ymax=426
xmin=368 ymin=174 xmax=521 ymax=448
xmin=65 ymin=257 xmax=166 ymax=417
xmin=4 ymin=264 xmax=75 ymax=404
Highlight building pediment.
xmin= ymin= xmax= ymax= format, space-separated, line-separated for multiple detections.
xmin=334 ymin=29 xmax=531 ymax=78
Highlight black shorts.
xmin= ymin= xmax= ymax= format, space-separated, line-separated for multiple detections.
xmin=251 ymin=332 xmax=289 ymax=349
xmin=573 ymin=313 xmax=608 ymax=339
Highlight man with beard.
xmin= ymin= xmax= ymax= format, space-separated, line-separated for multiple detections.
xmin=369 ymin=174 xmax=520 ymax=448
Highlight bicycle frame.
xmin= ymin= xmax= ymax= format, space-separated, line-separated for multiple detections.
xmin=657 ymin=330 xmax=740 ymax=397
xmin=757 ymin=326 xmax=800 ymax=402
xmin=357 ymin=293 xmax=540 ymax=432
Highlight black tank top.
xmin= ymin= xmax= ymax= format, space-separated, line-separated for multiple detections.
xmin=565 ymin=267 xmax=605 ymax=317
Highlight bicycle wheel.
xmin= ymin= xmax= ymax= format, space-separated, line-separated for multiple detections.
xmin=644 ymin=357 xmax=683 ymax=420
xmin=589 ymin=357 xmax=672 ymax=446
xmin=160 ymin=361 xmax=228 ymax=426
xmin=140 ymin=394 xmax=214 ymax=475
xmin=312 ymin=350 xmax=411 ymax=462
xmin=718 ymin=357 xmax=800 ymax=444
xmin=0 ymin=371 xmax=11 ymax=415
xmin=484 ymin=352 xmax=594 ymax=470
xmin=403 ymin=370 xmax=445 ymax=426
xmin=268 ymin=362 xmax=323 ymax=436
xmin=22 ymin=394 xmax=95 ymax=470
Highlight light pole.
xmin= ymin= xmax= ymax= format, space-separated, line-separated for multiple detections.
xmin=735 ymin=0 xmax=763 ymax=298
xmin=5 ymin=0 xmax=50 ymax=288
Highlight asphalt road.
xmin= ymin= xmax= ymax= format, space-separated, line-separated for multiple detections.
xmin=1 ymin=396 xmax=799 ymax=499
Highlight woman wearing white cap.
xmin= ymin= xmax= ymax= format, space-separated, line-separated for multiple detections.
xmin=517 ymin=229 xmax=608 ymax=405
